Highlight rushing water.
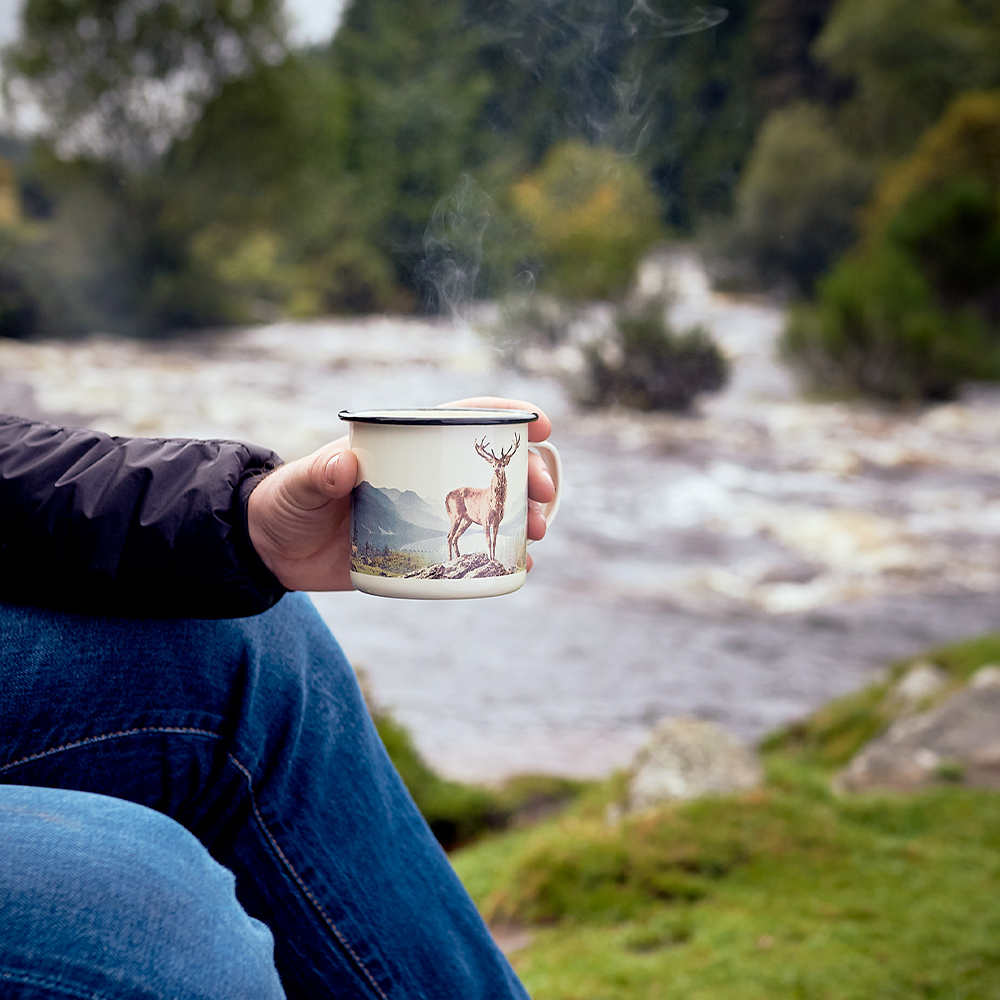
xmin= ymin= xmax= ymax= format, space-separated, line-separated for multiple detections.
xmin=3 ymin=253 xmax=1000 ymax=782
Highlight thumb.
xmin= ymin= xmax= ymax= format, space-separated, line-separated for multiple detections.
xmin=311 ymin=441 xmax=358 ymax=501
xmin=283 ymin=440 xmax=358 ymax=508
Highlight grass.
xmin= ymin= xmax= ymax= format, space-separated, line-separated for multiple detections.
xmin=375 ymin=709 xmax=584 ymax=850
xmin=448 ymin=633 xmax=1000 ymax=999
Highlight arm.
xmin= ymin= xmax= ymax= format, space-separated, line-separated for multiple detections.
xmin=0 ymin=414 xmax=286 ymax=619
xmin=0 ymin=397 xmax=555 ymax=615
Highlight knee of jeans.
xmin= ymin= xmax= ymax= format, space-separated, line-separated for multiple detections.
xmin=235 ymin=592 xmax=365 ymax=723
xmin=0 ymin=785 xmax=286 ymax=1000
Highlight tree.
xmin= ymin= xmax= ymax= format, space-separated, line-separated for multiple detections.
xmin=329 ymin=0 xmax=496 ymax=297
xmin=727 ymin=103 xmax=873 ymax=293
xmin=513 ymin=139 xmax=661 ymax=299
xmin=781 ymin=92 xmax=1000 ymax=402
xmin=815 ymin=0 xmax=1000 ymax=158
xmin=4 ymin=0 xmax=288 ymax=166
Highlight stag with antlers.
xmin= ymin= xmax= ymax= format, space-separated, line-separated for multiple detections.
xmin=445 ymin=435 xmax=520 ymax=562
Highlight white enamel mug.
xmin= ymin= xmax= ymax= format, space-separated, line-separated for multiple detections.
xmin=339 ymin=408 xmax=561 ymax=599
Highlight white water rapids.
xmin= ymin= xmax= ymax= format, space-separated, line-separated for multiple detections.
xmin=2 ymin=253 xmax=999 ymax=782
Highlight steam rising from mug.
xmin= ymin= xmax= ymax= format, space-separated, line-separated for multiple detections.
xmin=416 ymin=175 xmax=493 ymax=323
xmin=416 ymin=1 xmax=729 ymax=316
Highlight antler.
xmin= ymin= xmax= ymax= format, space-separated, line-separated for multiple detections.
xmin=499 ymin=435 xmax=520 ymax=463
xmin=475 ymin=434 xmax=521 ymax=466
xmin=474 ymin=437 xmax=499 ymax=463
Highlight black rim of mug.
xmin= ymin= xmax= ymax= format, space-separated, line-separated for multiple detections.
xmin=338 ymin=408 xmax=539 ymax=426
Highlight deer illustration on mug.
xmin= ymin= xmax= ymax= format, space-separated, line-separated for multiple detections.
xmin=445 ymin=435 xmax=520 ymax=562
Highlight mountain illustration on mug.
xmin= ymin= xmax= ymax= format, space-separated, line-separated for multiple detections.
xmin=350 ymin=434 xmax=527 ymax=579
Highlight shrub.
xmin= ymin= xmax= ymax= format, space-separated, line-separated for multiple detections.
xmin=725 ymin=104 xmax=873 ymax=294
xmin=578 ymin=297 xmax=728 ymax=411
xmin=513 ymin=141 xmax=662 ymax=301
xmin=885 ymin=177 xmax=1000 ymax=312
xmin=0 ymin=225 xmax=87 ymax=339
xmin=782 ymin=242 xmax=1000 ymax=402
xmin=783 ymin=93 xmax=1000 ymax=402
xmin=865 ymin=90 xmax=1000 ymax=230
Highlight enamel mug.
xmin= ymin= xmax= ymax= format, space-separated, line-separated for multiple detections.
xmin=339 ymin=408 xmax=561 ymax=599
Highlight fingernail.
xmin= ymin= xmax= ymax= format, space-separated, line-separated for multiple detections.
xmin=540 ymin=468 xmax=554 ymax=490
xmin=325 ymin=453 xmax=342 ymax=485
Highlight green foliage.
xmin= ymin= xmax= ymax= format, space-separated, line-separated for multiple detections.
xmin=866 ymin=89 xmax=1000 ymax=235
xmin=352 ymin=547 xmax=434 ymax=578
xmin=9 ymin=0 xmax=999 ymax=334
xmin=513 ymin=141 xmax=661 ymax=301
xmin=478 ymin=792 xmax=797 ymax=925
xmin=160 ymin=54 xmax=400 ymax=319
xmin=726 ymin=104 xmax=873 ymax=293
xmin=328 ymin=0 xmax=496 ymax=300
xmin=6 ymin=0 xmax=288 ymax=166
xmin=886 ymin=177 xmax=1000 ymax=307
xmin=579 ymin=297 xmax=728 ymax=411
xmin=0 ymin=222 xmax=88 ymax=338
xmin=782 ymin=93 xmax=1000 ymax=402
xmin=815 ymin=0 xmax=1000 ymax=159
xmin=782 ymin=241 xmax=1000 ymax=402
xmin=750 ymin=0 xmax=846 ymax=114
xmin=630 ymin=0 xmax=759 ymax=227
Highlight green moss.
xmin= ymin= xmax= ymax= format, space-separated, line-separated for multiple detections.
xmin=375 ymin=712 xmax=504 ymax=849
xmin=762 ymin=631 xmax=1000 ymax=770
xmin=374 ymin=711 xmax=585 ymax=851
xmin=449 ymin=632 xmax=1000 ymax=999
xmin=453 ymin=767 xmax=1000 ymax=1000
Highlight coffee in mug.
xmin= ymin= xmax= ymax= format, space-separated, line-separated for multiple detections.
xmin=339 ymin=408 xmax=561 ymax=599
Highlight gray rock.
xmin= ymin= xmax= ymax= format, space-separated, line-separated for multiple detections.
xmin=405 ymin=552 xmax=516 ymax=580
xmin=971 ymin=664 xmax=1000 ymax=689
xmin=628 ymin=717 xmax=763 ymax=811
xmin=838 ymin=666 xmax=1000 ymax=792
xmin=886 ymin=661 xmax=949 ymax=714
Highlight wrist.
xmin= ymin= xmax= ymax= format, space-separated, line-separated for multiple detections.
xmin=238 ymin=469 xmax=288 ymax=594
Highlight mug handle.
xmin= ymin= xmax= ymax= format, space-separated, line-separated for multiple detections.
xmin=527 ymin=440 xmax=561 ymax=544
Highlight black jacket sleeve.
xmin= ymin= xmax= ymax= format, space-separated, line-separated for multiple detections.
xmin=0 ymin=414 xmax=288 ymax=619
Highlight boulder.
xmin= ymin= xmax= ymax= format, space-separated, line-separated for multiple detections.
xmin=838 ymin=665 xmax=1000 ymax=792
xmin=628 ymin=717 xmax=763 ymax=811
xmin=886 ymin=661 xmax=949 ymax=714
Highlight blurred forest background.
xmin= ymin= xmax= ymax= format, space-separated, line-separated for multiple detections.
xmin=0 ymin=0 xmax=999 ymax=404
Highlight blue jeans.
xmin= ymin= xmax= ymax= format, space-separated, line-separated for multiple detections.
xmin=0 ymin=593 xmax=529 ymax=1000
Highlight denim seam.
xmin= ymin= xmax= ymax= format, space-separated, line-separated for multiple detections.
xmin=0 ymin=727 xmax=390 ymax=1000
xmin=225 ymin=754 xmax=391 ymax=1000
xmin=0 ymin=967 xmax=114 ymax=999
xmin=0 ymin=726 xmax=222 ymax=774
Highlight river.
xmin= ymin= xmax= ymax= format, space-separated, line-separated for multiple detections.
xmin=2 ymin=253 xmax=999 ymax=782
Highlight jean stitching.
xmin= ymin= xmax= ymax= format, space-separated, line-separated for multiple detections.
xmin=225 ymin=754 xmax=391 ymax=1000
xmin=0 ymin=728 xmax=390 ymax=1000
xmin=0 ymin=726 xmax=222 ymax=775
xmin=0 ymin=967 xmax=114 ymax=999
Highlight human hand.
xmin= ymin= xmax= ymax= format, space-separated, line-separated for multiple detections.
xmin=247 ymin=397 xmax=555 ymax=591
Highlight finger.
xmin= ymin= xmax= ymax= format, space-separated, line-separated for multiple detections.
xmin=527 ymin=499 xmax=547 ymax=541
xmin=527 ymin=449 xmax=556 ymax=504
xmin=526 ymin=551 xmax=534 ymax=572
xmin=287 ymin=437 xmax=356 ymax=508
xmin=442 ymin=397 xmax=552 ymax=442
